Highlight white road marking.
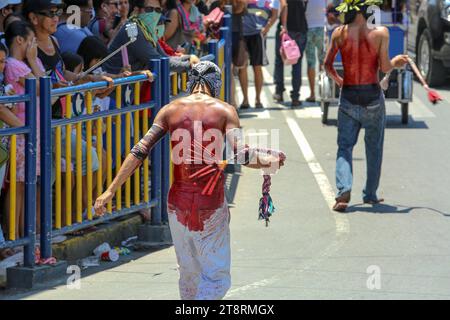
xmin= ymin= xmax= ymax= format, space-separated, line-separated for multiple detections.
xmin=225 ymin=67 xmax=350 ymax=299
xmin=263 ymin=66 xmax=348 ymax=226
xmin=294 ymin=107 xmax=322 ymax=119
xmin=284 ymin=115 xmax=349 ymax=233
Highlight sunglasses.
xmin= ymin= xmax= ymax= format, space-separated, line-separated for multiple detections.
xmin=142 ymin=6 xmax=162 ymax=13
xmin=37 ymin=8 xmax=63 ymax=18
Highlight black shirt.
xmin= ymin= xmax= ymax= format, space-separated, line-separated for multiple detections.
xmin=37 ymin=36 xmax=65 ymax=118
xmin=286 ymin=0 xmax=308 ymax=33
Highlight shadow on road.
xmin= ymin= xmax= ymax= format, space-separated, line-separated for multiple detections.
xmin=324 ymin=116 xmax=429 ymax=129
xmin=0 ymin=244 xmax=172 ymax=300
xmin=345 ymin=203 xmax=450 ymax=217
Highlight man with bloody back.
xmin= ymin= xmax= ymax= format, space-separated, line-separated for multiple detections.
xmin=324 ymin=0 xmax=408 ymax=212
xmin=94 ymin=61 xmax=285 ymax=299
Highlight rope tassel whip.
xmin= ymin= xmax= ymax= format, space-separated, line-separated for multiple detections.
xmin=188 ymin=142 xmax=286 ymax=227
xmin=407 ymin=57 xmax=443 ymax=105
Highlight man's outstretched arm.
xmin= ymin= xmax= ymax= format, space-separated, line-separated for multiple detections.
xmin=225 ymin=105 xmax=285 ymax=170
xmin=94 ymin=108 xmax=169 ymax=215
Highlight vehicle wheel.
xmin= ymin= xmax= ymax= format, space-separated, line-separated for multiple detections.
xmin=321 ymin=102 xmax=329 ymax=125
xmin=417 ymin=29 xmax=447 ymax=87
xmin=401 ymin=103 xmax=409 ymax=125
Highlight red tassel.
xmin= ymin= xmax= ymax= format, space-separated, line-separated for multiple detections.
xmin=427 ymin=89 xmax=443 ymax=105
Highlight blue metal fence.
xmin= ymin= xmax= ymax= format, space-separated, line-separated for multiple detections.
xmin=0 ymin=20 xmax=231 ymax=267
xmin=0 ymin=79 xmax=37 ymax=267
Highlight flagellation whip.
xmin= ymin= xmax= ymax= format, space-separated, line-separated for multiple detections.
xmin=407 ymin=57 xmax=443 ymax=105
xmin=187 ymin=142 xmax=286 ymax=226
xmin=256 ymin=148 xmax=286 ymax=227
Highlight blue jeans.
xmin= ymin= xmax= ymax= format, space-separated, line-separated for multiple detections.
xmin=0 ymin=224 xmax=5 ymax=246
xmin=274 ymin=26 xmax=307 ymax=101
xmin=335 ymin=92 xmax=386 ymax=202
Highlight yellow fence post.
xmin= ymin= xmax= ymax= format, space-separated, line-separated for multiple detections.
xmin=96 ymin=106 xmax=103 ymax=199
xmin=106 ymin=114 xmax=113 ymax=213
xmin=115 ymin=86 xmax=122 ymax=211
xmin=76 ymin=98 xmax=83 ymax=223
xmin=142 ymin=105 xmax=149 ymax=203
xmin=124 ymin=89 xmax=131 ymax=208
xmin=65 ymin=95 xmax=72 ymax=226
xmin=55 ymin=125 xmax=62 ymax=229
xmin=9 ymin=135 xmax=16 ymax=240
xmin=134 ymin=82 xmax=141 ymax=205
xmin=181 ymin=73 xmax=187 ymax=92
xmin=86 ymin=91 xmax=93 ymax=220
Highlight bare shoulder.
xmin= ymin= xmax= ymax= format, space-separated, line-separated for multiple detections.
xmin=371 ymin=26 xmax=389 ymax=38
xmin=213 ymin=98 xmax=237 ymax=116
xmin=332 ymin=25 xmax=345 ymax=37
xmin=331 ymin=25 xmax=345 ymax=45
xmin=160 ymin=99 xmax=183 ymax=116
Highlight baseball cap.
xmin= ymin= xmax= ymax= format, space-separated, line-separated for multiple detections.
xmin=23 ymin=0 xmax=63 ymax=14
xmin=0 ymin=0 xmax=22 ymax=10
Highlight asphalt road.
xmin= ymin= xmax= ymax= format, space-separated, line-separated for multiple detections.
xmin=3 ymin=28 xmax=450 ymax=300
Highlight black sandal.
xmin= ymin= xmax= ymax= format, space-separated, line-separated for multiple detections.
xmin=363 ymin=198 xmax=384 ymax=204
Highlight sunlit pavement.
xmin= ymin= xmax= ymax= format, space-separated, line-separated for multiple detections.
xmin=3 ymin=28 xmax=450 ymax=300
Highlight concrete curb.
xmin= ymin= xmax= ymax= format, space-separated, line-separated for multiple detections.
xmin=52 ymin=214 xmax=143 ymax=262
xmin=7 ymin=261 xmax=68 ymax=289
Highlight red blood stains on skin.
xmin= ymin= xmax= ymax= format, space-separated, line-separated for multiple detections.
xmin=340 ymin=31 xmax=380 ymax=85
xmin=168 ymin=183 xmax=224 ymax=232
xmin=165 ymin=100 xmax=230 ymax=232
xmin=168 ymin=125 xmax=225 ymax=232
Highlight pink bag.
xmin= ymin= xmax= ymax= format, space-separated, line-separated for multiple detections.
xmin=203 ymin=7 xmax=224 ymax=26
xmin=280 ymin=33 xmax=301 ymax=65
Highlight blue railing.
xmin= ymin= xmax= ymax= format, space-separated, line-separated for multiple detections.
xmin=0 ymin=13 xmax=232 ymax=268
xmin=0 ymin=79 xmax=37 ymax=268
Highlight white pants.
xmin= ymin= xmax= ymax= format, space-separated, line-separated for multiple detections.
xmin=168 ymin=200 xmax=231 ymax=300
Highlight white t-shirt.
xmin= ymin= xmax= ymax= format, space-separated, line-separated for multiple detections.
xmin=306 ymin=0 xmax=326 ymax=29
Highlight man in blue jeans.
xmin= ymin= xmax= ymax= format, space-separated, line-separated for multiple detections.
xmin=324 ymin=0 xmax=408 ymax=212
xmin=273 ymin=0 xmax=307 ymax=107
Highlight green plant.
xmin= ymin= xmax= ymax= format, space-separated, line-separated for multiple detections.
xmin=335 ymin=0 xmax=383 ymax=13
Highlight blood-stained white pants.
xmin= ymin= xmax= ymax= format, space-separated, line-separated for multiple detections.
xmin=168 ymin=200 xmax=231 ymax=300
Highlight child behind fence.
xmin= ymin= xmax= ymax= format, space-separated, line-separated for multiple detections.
xmin=4 ymin=20 xmax=45 ymax=239
xmin=0 ymin=41 xmax=19 ymax=259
